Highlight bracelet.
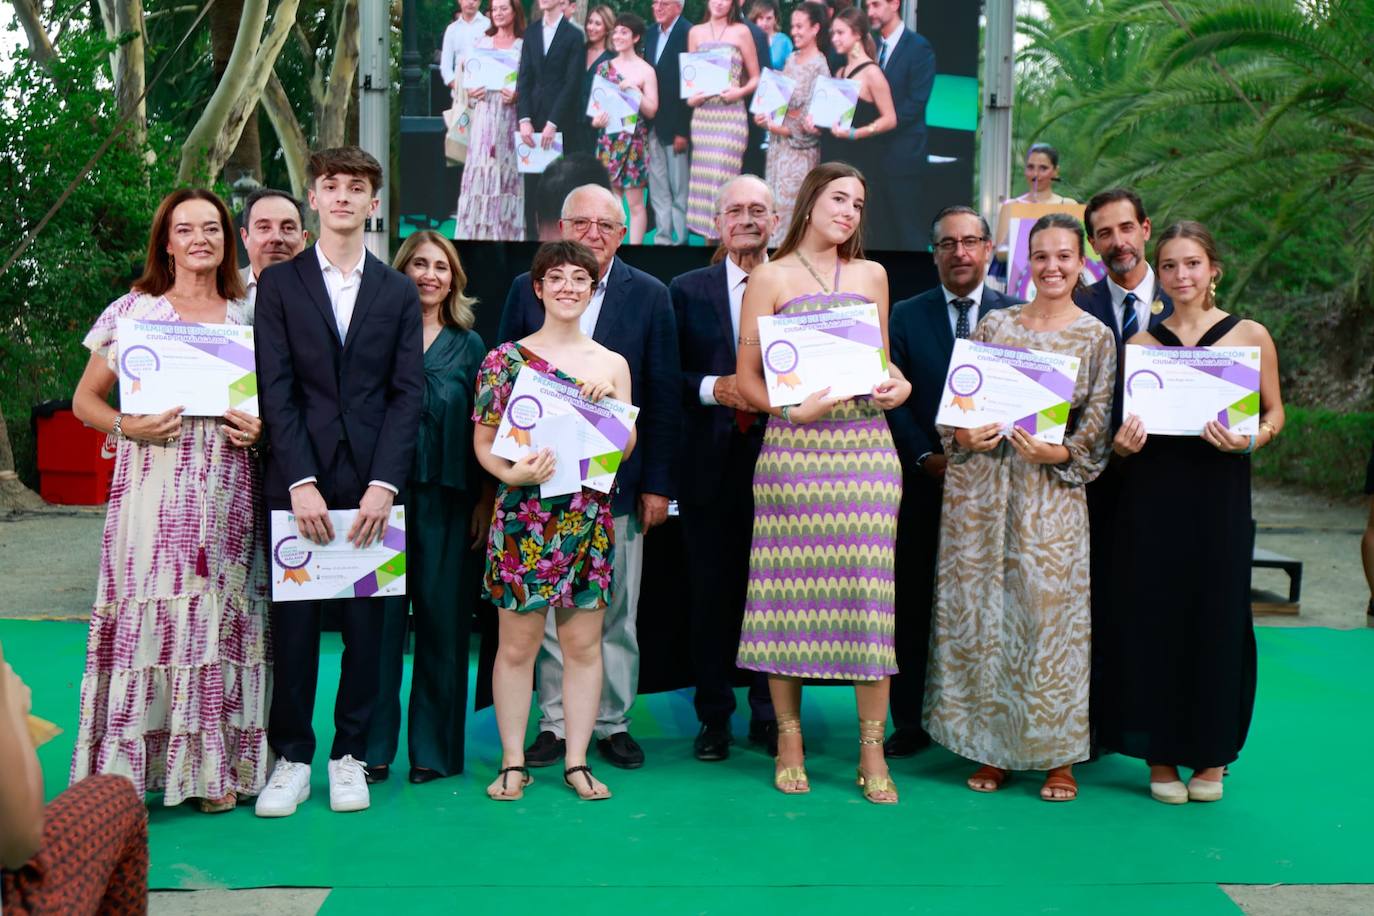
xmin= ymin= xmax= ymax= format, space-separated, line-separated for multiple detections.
xmin=781 ymin=406 xmax=794 ymax=424
xmin=848 ymin=127 xmax=856 ymax=140
xmin=1259 ymin=420 xmax=1279 ymax=442
xmin=738 ymin=335 xmax=760 ymax=346
xmin=112 ymin=413 xmax=125 ymax=440
xmin=1240 ymin=434 xmax=1256 ymax=455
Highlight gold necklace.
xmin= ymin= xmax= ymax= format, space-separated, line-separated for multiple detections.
xmin=794 ymin=250 xmax=833 ymax=293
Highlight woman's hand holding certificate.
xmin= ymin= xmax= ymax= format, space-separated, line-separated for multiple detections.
xmin=1123 ymin=344 xmax=1261 ymax=436
xmin=935 ymin=339 xmax=1081 ymax=445
xmin=757 ymin=303 xmax=889 ymax=406
xmin=117 ymin=318 xmax=257 ymax=417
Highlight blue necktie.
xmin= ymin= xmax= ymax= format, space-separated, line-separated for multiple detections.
xmin=1121 ymin=292 xmax=1139 ymax=338
xmin=953 ymin=298 xmax=974 ymax=339
xmin=879 ymin=39 xmax=890 ymax=69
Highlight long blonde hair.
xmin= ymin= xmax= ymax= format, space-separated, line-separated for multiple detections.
xmin=586 ymin=5 xmax=616 ymax=53
xmin=772 ymin=162 xmax=868 ymax=263
xmin=392 ymin=230 xmax=477 ymax=330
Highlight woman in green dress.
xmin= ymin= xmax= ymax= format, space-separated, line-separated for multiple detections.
xmin=365 ymin=230 xmax=490 ymax=784
xmin=472 ymin=241 xmax=635 ymax=803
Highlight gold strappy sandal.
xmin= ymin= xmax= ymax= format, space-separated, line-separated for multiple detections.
xmin=773 ymin=713 xmax=809 ymax=794
xmin=856 ymin=718 xmax=899 ymax=805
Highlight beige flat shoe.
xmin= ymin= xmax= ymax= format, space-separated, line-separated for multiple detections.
xmin=1187 ymin=776 xmax=1223 ymax=802
xmin=1150 ymin=780 xmax=1189 ymax=805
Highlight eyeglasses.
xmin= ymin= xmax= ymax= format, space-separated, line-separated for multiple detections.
xmin=934 ymin=236 xmax=990 ymax=254
xmin=541 ymin=272 xmax=594 ymax=292
xmin=561 ymin=216 xmax=624 ymax=237
xmin=720 ymin=205 xmax=771 ymax=222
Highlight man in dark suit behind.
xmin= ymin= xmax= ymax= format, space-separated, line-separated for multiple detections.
xmin=670 ymin=175 xmax=780 ymax=761
xmin=517 ymin=0 xmax=585 ymax=239
xmin=498 ymin=185 xmax=682 ymax=770
xmin=645 ymin=0 xmax=692 ymax=245
xmin=253 ymin=147 xmax=424 ymax=817
xmin=1075 ymin=187 xmax=1173 ymax=752
xmin=884 ymin=205 xmax=1018 ymax=757
xmin=865 ymin=0 xmax=935 ymax=251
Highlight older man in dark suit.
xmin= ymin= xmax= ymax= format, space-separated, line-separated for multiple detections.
xmin=253 ymin=147 xmax=424 ymax=817
xmin=865 ymin=0 xmax=935 ymax=250
xmin=645 ymin=0 xmax=692 ymax=244
xmin=517 ymin=0 xmax=585 ymax=239
xmin=498 ymin=185 xmax=682 ymax=770
xmin=669 ymin=175 xmax=780 ymax=761
xmin=883 ymin=205 xmax=1018 ymax=757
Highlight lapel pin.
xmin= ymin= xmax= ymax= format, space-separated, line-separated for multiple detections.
xmin=1150 ymin=299 xmax=1165 ymax=315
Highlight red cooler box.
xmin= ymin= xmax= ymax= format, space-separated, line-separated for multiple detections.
xmin=33 ymin=401 xmax=115 ymax=504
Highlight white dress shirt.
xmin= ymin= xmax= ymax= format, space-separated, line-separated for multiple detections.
xmin=877 ymin=21 xmax=904 ymax=69
xmin=942 ymin=282 xmax=985 ymax=338
xmin=542 ymin=13 xmax=564 ymax=54
xmin=699 ymin=256 xmax=753 ymax=405
xmin=240 ymin=265 xmax=257 ymax=307
xmin=653 ymin=17 xmax=680 ymax=65
xmin=1108 ymin=266 xmax=1157 ymax=337
xmin=439 ymin=13 xmax=492 ymax=85
xmin=578 ymin=260 xmax=615 ymax=337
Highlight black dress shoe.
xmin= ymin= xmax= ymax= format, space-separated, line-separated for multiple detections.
xmin=364 ymin=764 xmax=390 ymax=784
xmin=883 ymin=727 xmax=932 ymax=759
xmin=748 ymin=719 xmax=779 ymax=757
xmin=525 ymin=730 xmax=566 ymax=768
xmin=409 ymin=766 xmax=443 ymax=784
xmin=694 ymin=724 xmax=732 ymax=761
xmin=597 ymin=732 xmax=645 ymax=769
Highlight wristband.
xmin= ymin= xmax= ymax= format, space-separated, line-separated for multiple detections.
xmin=1240 ymin=434 xmax=1256 ymax=455
xmin=781 ymin=406 xmax=794 ymax=424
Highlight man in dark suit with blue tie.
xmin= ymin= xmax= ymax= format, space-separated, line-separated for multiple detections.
xmin=645 ymin=0 xmax=692 ymax=245
xmin=883 ymin=205 xmax=1018 ymax=757
xmin=498 ymin=185 xmax=682 ymax=770
xmin=865 ymin=0 xmax=936 ymax=250
xmin=253 ymin=147 xmax=424 ymax=817
xmin=669 ymin=175 xmax=779 ymax=761
xmin=517 ymin=0 xmax=586 ymax=239
xmin=1076 ymin=187 xmax=1173 ymax=751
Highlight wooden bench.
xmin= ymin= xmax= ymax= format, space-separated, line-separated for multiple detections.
xmin=1253 ymin=547 xmax=1302 ymax=604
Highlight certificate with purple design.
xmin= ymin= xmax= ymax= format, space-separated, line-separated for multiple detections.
xmin=1123 ymin=344 xmax=1261 ymax=436
xmin=756 ymin=302 xmax=889 ymax=407
xmin=678 ymin=49 xmax=734 ymax=98
xmin=490 ymin=367 xmax=640 ymax=495
xmin=270 ymin=507 xmax=406 ymax=602
xmin=462 ymin=48 xmax=519 ymax=91
xmin=935 ymin=339 xmax=1082 ymax=444
xmin=807 ymin=76 xmax=859 ymax=131
xmin=116 ymin=318 xmax=257 ymax=416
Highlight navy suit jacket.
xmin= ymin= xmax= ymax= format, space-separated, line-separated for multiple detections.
xmin=645 ymin=17 xmax=692 ymax=144
xmin=516 ymin=17 xmax=585 ymax=132
xmin=255 ymin=247 xmax=424 ymax=507
xmin=1076 ymin=276 xmax=1174 ymax=428
xmin=886 ymin=285 xmax=1019 ymax=470
xmin=877 ymin=28 xmax=935 ymax=177
xmin=498 ymin=258 xmax=682 ymax=515
xmin=669 ymin=261 xmax=748 ymax=504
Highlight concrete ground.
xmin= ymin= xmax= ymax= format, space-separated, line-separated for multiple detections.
xmin=4 ymin=480 xmax=1370 ymax=915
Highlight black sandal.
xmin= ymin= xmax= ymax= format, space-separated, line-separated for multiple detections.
xmin=563 ymin=765 xmax=612 ymax=801
xmin=487 ymin=765 xmax=532 ymax=801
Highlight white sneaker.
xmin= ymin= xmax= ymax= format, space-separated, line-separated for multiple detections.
xmin=255 ymin=760 xmax=311 ymax=818
xmin=328 ymin=755 xmax=371 ymax=812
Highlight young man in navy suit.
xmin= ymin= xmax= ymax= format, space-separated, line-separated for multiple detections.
xmin=253 ymin=147 xmax=424 ymax=816
xmin=883 ymin=205 xmax=1018 ymax=757
xmin=1076 ymin=187 xmax=1173 ymax=752
xmin=669 ymin=176 xmax=780 ymax=761
xmin=517 ymin=0 xmax=586 ymax=239
xmin=645 ymin=0 xmax=692 ymax=245
xmin=864 ymin=0 xmax=936 ymax=250
xmin=498 ymin=185 xmax=682 ymax=770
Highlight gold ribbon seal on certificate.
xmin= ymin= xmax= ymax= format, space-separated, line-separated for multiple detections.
xmin=279 ymin=568 xmax=312 ymax=585
xmin=27 ymin=715 xmax=62 ymax=748
xmin=776 ymin=371 xmax=801 ymax=389
xmin=506 ymin=427 xmax=532 ymax=447
xmin=948 ymin=394 xmax=976 ymax=412
xmin=131 ymin=380 xmax=142 ymax=393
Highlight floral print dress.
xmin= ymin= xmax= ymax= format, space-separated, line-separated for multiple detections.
xmin=472 ymin=342 xmax=617 ymax=612
xmin=594 ymin=59 xmax=649 ymax=189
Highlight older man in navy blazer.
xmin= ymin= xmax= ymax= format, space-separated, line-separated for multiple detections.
xmin=865 ymin=0 xmax=935 ymax=250
xmin=645 ymin=0 xmax=692 ymax=244
xmin=669 ymin=175 xmax=779 ymax=761
xmin=517 ymin=0 xmax=586 ymax=239
xmin=498 ymin=185 xmax=682 ymax=770
xmin=884 ymin=205 xmax=1018 ymax=757
xmin=1076 ymin=187 xmax=1173 ymax=751
xmin=254 ymin=147 xmax=423 ymax=817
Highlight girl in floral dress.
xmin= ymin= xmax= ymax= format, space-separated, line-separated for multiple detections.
xmin=591 ymin=13 xmax=659 ymax=244
xmin=472 ymin=241 xmax=636 ymax=803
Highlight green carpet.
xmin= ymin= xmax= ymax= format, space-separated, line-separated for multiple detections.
xmin=6 ymin=620 xmax=1372 ymax=912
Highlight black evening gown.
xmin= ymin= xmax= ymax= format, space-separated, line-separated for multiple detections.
xmin=1100 ymin=314 xmax=1258 ymax=769
xmin=817 ymin=61 xmax=882 ymax=247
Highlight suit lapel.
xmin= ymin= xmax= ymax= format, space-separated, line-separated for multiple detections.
xmin=592 ymin=259 xmax=628 ymax=344
xmin=1146 ymin=289 xmax=1174 ymax=331
xmin=929 ymin=293 xmax=955 ymax=355
xmin=298 ymin=251 xmax=342 ymax=347
xmin=343 ymin=253 xmax=385 ymax=353
xmin=531 ymin=21 xmax=546 ymax=63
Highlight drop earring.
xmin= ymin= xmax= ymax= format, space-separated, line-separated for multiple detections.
xmin=1209 ymin=278 xmax=1217 ymax=302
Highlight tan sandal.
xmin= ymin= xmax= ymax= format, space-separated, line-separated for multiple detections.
xmin=1040 ymin=766 xmax=1078 ymax=802
xmin=856 ymin=719 xmax=898 ymax=804
xmin=967 ymin=764 xmax=1010 ymax=793
xmin=197 ymin=792 xmax=237 ymax=814
xmin=773 ymin=713 xmax=809 ymax=794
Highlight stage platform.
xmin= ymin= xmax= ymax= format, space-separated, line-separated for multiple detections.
xmin=5 ymin=619 xmax=1371 ymax=915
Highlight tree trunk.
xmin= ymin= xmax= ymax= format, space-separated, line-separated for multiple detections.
xmin=0 ymin=405 xmax=46 ymax=513
xmin=261 ymin=72 xmax=310 ymax=198
xmin=212 ymin=0 xmax=263 ymax=186
xmin=314 ymin=0 xmax=360 ymax=150
xmin=98 ymin=0 xmax=147 ymax=151
xmin=14 ymin=0 xmax=57 ymax=71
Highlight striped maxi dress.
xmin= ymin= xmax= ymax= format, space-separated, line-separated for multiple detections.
xmin=736 ymin=282 xmax=902 ymax=681
xmin=684 ymin=42 xmax=748 ymax=240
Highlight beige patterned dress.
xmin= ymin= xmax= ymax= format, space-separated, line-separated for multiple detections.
xmin=923 ymin=306 xmax=1116 ymax=771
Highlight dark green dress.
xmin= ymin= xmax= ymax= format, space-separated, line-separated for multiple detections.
xmin=366 ymin=326 xmax=487 ymax=776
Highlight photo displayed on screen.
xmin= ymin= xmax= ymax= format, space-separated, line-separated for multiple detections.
xmin=399 ymin=0 xmax=978 ymax=252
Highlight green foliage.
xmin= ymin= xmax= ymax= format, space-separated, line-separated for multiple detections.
xmin=0 ymin=34 xmax=176 ymax=487
xmin=1253 ymin=406 xmax=1374 ymax=497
